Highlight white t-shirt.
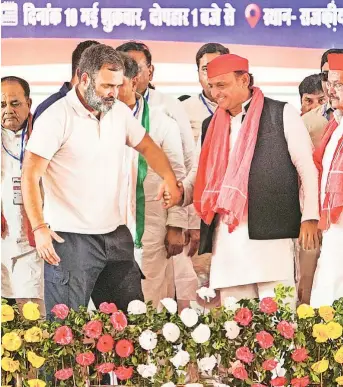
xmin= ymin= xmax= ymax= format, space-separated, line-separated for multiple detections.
xmin=26 ymin=87 xmax=146 ymax=234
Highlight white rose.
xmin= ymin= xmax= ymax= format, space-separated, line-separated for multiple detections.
xmin=224 ymin=321 xmax=240 ymax=340
xmin=180 ymin=308 xmax=199 ymax=328
xmin=127 ymin=300 xmax=147 ymax=315
xmin=170 ymin=349 xmax=190 ymax=368
xmin=198 ymin=355 xmax=217 ymax=373
xmin=196 ymin=287 xmax=216 ymax=302
xmin=191 ymin=324 xmax=211 ymax=344
xmin=160 ymin=298 xmax=177 ymax=314
xmin=137 ymin=363 xmax=157 ymax=378
xmin=161 ymin=383 xmax=176 ymax=387
xmin=223 ymin=296 xmax=240 ymax=312
xmin=139 ymin=329 xmax=157 ymax=350
xmin=162 ymin=323 xmax=180 ymax=343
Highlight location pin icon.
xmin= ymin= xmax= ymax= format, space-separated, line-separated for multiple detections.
xmin=245 ymin=3 xmax=261 ymax=28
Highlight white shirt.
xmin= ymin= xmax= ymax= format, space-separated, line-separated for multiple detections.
xmin=26 ymin=87 xmax=146 ymax=234
xmin=183 ymin=101 xmax=319 ymax=288
xmin=182 ymin=93 xmax=217 ymax=143
xmin=1 ymin=126 xmax=32 ymax=257
xmin=121 ymin=96 xmax=188 ymax=235
xmin=144 ymin=88 xmax=195 ymax=174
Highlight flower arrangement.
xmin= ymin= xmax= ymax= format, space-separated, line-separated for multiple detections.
xmin=1 ymin=286 xmax=343 ymax=386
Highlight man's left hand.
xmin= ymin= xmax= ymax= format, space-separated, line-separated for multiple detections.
xmin=184 ymin=229 xmax=200 ymax=257
xmin=165 ymin=226 xmax=184 ymax=258
xmin=298 ymin=219 xmax=321 ymax=251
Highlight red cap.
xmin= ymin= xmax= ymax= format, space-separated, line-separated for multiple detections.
xmin=328 ymin=53 xmax=343 ymax=71
xmin=207 ymin=54 xmax=249 ymax=78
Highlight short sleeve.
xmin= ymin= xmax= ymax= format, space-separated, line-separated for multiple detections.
xmin=26 ymin=103 xmax=66 ymax=160
xmin=125 ymin=109 xmax=146 ymax=148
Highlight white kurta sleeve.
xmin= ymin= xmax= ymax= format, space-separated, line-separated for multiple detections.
xmin=161 ymin=117 xmax=189 ymax=230
xmin=183 ymin=136 xmax=201 ymax=207
xmin=283 ymin=103 xmax=320 ymax=222
xmin=165 ymin=96 xmax=195 ymax=175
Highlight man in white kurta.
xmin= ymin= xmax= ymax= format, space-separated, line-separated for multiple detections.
xmin=118 ymin=54 xmax=198 ymax=310
xmin=171 ymin=54 xmax=320 ymax=306
xmin=1 ymin=76 xmax=44 ymax=312
xmin=311 ymin=53 xmax=343 ymax=307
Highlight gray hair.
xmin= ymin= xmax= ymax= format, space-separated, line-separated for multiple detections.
xmin=118 ymin=52 xmax=139 ymax=79
xmin=78 ymin=44 xmax=124 ymax=79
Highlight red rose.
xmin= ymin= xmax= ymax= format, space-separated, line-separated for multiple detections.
xmin=51 ymin=304 xmax=70 ymax=320
xmin=262 ymin=359 xmax=278 ymax=371
xmin=84 ymin=320 xmax=103 ymax=339
xmin=54 ymin=368 xmax=73 ymax=381
xmin=97 ymin=334 xmax=114 ymax=353
xmin=99 ymin=302 xmax=118 ymax=314
xmin=291 ymin=376 xmax=310 ymax=387
xmin=292 ymin=348 xmax=309 ymax=363
xmin=271 ymin=377 xmax=288 ymax=387
xmin=110 ymin=311 xmax=128 ymax=331
xmin=115 ymin=366 xmax=133 ymax=380
xmin=54 ymin=326 xmax=73 ymax=345
xmin=236 ymin=346 xmax=255 ymax=364
xmin=260 ymin=297 xmax=278 ymax=314
xmin=256 ymin=331 xmax=274 ymax=349
xmin=234 ymin=308 xmax=253 ymax=326
xmin=75 ymin=352 xmax=95 ymax=366
xmin=115 ymin=339 xmax=134 ymax=358
xmin=277 ymin=321 xmax=295 ymax=339
xmin=232 ymin=363 xmax=248 ymax=381
xmin=96 ymin=363 xmax=115 ymax=374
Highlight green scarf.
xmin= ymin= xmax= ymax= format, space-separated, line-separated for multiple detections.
xmin=135 ymin=99 xmax=150 ymax=248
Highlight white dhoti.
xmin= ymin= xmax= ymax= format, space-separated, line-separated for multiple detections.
xmin=210 ymin=220 xmax=296 ymax=306
xmin=311 ymin=223 xmax=343 ymax=307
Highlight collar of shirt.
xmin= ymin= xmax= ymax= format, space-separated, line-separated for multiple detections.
xmin=200 ymin=92 xmax=217 ymax=112
xmin=334 ymin=108 xmax=343 ymax=124
xmin=60 ymin=81 xmax=72 ymax=96
xmin=134 ymin=94 xmax=144 ymax=120
xmin=229 ymin=97 xmax=252 ymax=122
xmin=67 ymin=86 xmax=100 ymax=119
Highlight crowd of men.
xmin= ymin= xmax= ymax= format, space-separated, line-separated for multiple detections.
xmin=1 ymin=40 xmax=343 ymax=318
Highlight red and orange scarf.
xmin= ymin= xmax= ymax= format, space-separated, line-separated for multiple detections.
xmin=193 ymin=87 xmax=265 ymax=233
xmin=314 ymin=117 xmax=343 ymax=230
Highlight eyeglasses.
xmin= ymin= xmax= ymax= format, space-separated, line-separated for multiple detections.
xmin=326 ymin=81 xmax=343 ymax=92
xmin=320 ymin=71 xmax=329 ymax=82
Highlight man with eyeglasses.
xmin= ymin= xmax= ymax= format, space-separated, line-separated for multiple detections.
xmin=303 ymin=48 xmax=343 ymax=148
xmin=311 ymin=53 xmax=343 ymax=307
xmin=296 ymin=48 xmax=343 ymax=306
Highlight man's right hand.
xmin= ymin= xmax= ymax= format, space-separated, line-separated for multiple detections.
xmin=161 ymin=181 xmax=184 ymax=209
xmin=34 ymin=227 xmax=64 ymax=265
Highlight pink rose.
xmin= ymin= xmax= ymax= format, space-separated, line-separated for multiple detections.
xmin=55 ymin=368 xmax=73 ymax=381
xmin=262 ymin=359 xmax=278 ymax=371
xmin=277 ymin=321 xmax=295 ymax=339
xmin=75 ymin=352 xmax=95 ymax=366
xmin=260 ymin=297 xmax=278 ymax=314
xmin=115 ymin=366 xmax=133 ymax=380
xmin=54 ymin=326 xmax=73 ymax=345
xmin=291 ymin=348 xmax=309 ymax=363
xmin=232 ymin=362 xmax=248 ymax=381
xmin=236 ymin=346 xmax=254 ymax=364
xmin=271 ymin=377 xmax=288 ymax=387
xmin=110 ymin=311 xmax=128 ymax=331
xmin=256 ymin=331 xmax=274 ymax=349
xmin=234 ymin=308 xmax=253 ymax=326
xmin=96 ymin=363 xmax=115 ymax=374
xmin=84 ymin=320 xmax=103 ymax=339
xmin=97 ymin=334 xmax=114 ymax=353
xmin=51 ymin=304 xmax=70 ymax=320
xmin=99 ymin=302 xmax=118 ymax=314
xmin=291 ymin=376 xmax=310 ymax=387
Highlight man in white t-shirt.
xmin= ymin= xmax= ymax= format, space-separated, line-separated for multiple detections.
xmin=22 ymin=44 xmax=182 ymax=318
